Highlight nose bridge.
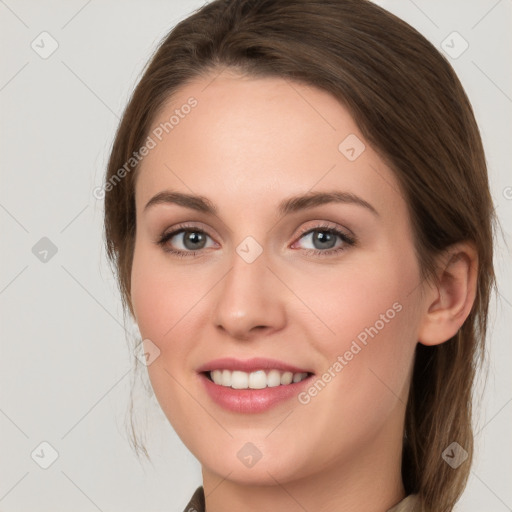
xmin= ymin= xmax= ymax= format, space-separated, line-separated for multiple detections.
xmin=212 ymin=238 xmax=286 ymax=338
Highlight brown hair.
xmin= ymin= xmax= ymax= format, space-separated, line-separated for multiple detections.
xmin=103 ymin=1 xmax=497 ymax=510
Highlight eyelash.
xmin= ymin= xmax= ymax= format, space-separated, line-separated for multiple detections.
xmin=155 ymin=222 xmax=357 ymax=258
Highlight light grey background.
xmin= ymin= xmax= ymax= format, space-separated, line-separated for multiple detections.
xmin=0 ymin=1 xmax=510 ymax=511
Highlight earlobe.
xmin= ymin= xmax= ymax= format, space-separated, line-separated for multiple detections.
xmin=417 ymin=242 xmax=478 ymax=346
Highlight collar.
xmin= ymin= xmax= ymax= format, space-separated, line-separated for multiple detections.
xmin=183 ymin=486 xmax=420 ymax=512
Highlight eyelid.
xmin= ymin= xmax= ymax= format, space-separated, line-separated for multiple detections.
xmin=290 ymin=221 xmax=356 ymax=252
xmin=156 ymin=220 xmax=357 ymax=257
xmin=157 ymin=222 xmax=218 ymax=247
xmin=293 ymin=220 xmax=355 ymax=240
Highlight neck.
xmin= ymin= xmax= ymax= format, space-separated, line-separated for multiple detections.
xmin=201 ymin=406 xmax=406 ymax=512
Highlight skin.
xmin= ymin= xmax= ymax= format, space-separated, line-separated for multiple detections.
xmin=130 ymin=68 xmax=477 ymax=512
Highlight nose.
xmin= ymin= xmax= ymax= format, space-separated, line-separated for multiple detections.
xmin=212 ymin=247 xmax=287 ymax=340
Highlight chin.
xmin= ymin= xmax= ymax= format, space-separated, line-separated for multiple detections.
xmin=190 ymin=435 xmax=314 ymax=485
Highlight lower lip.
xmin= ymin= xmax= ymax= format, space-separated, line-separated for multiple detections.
xmin=198 ymin=372 xmax=314 ymax=413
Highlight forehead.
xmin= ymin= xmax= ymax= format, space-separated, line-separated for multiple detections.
xmin=134 ymin=71 xmax=406 ymax=222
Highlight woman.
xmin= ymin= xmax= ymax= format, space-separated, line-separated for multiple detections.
xmin=102 ymin=0 xmax=496 ymax=510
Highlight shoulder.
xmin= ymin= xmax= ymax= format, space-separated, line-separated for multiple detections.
xmin=387 ymin=493 xmax=421 ymax=512
xmin=182 ymin=486 xmax=205 ymax=512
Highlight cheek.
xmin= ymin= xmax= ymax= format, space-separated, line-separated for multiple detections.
xmin=130 ymin=242 xmax=202 ymax=341
xmin=297 ymin=253 xmax=417 ymax=346
xmin=130 ymin=246 xmax=208 ymax=440
xmin=300 ymin=251 xmax=420 ymax=406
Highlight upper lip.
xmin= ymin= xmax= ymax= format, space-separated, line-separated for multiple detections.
xmin=197 ymin=357 xmax=313 ymax=374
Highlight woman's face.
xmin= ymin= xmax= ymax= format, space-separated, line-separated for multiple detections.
xmin=131 ymin=70 xmax=427 ymax=485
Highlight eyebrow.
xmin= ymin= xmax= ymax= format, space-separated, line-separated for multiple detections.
xmin=143 ymin=190 xmax=379 ymax=217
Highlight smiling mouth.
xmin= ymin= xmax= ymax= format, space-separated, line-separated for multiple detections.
xmin=202 ymin=369 xmax=313 ymax=389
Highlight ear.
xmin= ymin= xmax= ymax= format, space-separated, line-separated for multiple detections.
xmin=417 ymin=241 xmax=478 ymax=346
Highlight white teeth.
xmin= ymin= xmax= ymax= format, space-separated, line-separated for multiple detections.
xmin=267 ymin=369 xmax=281 ymax=387
xmin=280 ymin=371 xmax=293 ymax=385
xmin=249 ymin=370 xmax=267 ymax=389
xmin=208 ymin=369 xmax=309 ymax=389
xmin=212 ymin=369 xmax=223 ymax=385
xmin=231 ymin=371 xmax=249 ymax=389
xmin=293 ymin=372 xmax=303 ymax=383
